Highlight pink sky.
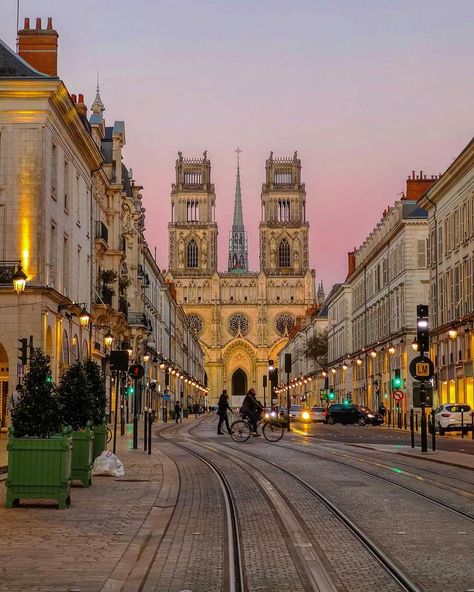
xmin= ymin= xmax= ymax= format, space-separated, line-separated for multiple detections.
xmin=2 ymin=0 xmax=474 ymax=290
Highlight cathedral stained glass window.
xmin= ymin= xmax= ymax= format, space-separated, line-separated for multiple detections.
xmin=187 ymin=314 xmax=203 ymax=335
xmin=279 ymin=238 xmax=290 ymax=267
xmin=229 ymin=313 xmax=249 ymax=336
xmin=276 ymin=314 xmax=295 ymax=336
xmin=187 ymin=239 xmax=198 ymax=268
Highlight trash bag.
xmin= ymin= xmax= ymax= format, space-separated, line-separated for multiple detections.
xmin=92 ymin=450 xmax=125 ymax=477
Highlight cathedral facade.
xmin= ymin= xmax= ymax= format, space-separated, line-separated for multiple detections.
xmin=166 ymin=151 xmax=319 ymax=405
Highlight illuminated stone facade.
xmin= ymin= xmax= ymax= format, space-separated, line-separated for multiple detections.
xmin=166 ymin=152 xmax=318 ymax=405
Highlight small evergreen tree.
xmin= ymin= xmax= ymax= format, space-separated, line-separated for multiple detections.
xmin=58 ymin=361 xmax=92 ymax=430
xmin=83 ymin=359 xmax=107 ymax=425
xmin=11 ymin=349 xmax=63 ymax=438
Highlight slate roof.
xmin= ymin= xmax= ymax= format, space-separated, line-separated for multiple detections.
xmin=0 ymin=37 xmax=57 ymax=79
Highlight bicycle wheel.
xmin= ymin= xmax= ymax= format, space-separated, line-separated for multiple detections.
xmin=106 ymin=428 xmax=112 ymax=443
xmin=263 ymin=421 xmax=284 ymax=442
xmin=230 ymin=420 xmax=251 ymax=443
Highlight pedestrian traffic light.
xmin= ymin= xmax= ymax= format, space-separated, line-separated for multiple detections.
xmin=328 ymin=387 xmax=335 ymax=401
xmin=416 ymin=304 xmax=429 ymax=354
xmin=18 ymin=338 xmax=27 ymax=365
xmin=45 ymin=372 xmax=52 ymax=384
xmin=391 ymin=369 xmax=402 ymax=389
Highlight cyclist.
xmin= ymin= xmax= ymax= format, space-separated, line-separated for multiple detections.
xmin=240 ymin=388 xmax=264 ymax=437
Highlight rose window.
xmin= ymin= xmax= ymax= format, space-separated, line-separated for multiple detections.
xmin=276 ymin=314 xmax=295 ymax=336
xmin=229 ymin=313 xmax=249 ymax=336
xmin=187 ymin=314 xmax=203 ymax=335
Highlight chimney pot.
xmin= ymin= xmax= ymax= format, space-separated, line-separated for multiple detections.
xmin=78 ymin=93 xmax=84 ymax=103
xmin=71 ymin=94 xmax=77 ymax=103
xmin=18 ymin=17 xmax=59 ymax=76
xmin=47 ymin=17 xmax=53 ymax=30
xmin=24 ymin=17 xmax=30 ymax=29
xmin=35 ymin=17 xmax=41 ymax=30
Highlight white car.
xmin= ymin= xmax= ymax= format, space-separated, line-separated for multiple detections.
xmin=433 ymin=404 xmax=472 ymax=435
xmin=289 ymin=405 xmax=304 ymax=420
xmin=309 ymin=406 xmax=327 ymax=422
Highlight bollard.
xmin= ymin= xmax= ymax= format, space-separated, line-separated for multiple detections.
xmin=404 ymin=413 xmax=407 ymax=430
xmin=148 ymin=411 xmax=152 ymax=455
xmin=388 ymin=409 xmax=391 ymax=427
xmin=472 ymin=412 xmax=474 ymax=440
xmin=144 ymin=408 xmax=148 ymax=451
xmin=431 ymin=409 xmax=436 ymax=451
xmin=415 ymin=414 xmax=419 ymax=431
xmin=461 ymin=409 xmax=464 ymax=439
xmin=410 ymin=409 xmax=415 ymax=448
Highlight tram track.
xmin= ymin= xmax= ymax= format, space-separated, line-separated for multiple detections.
xmin=184 ymin=422 xmax=421 ymax=592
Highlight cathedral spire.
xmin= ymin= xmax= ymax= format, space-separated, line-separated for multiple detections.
xmin=228 ymin=147 xmax=249 ymax=272
xmin=91 ymin=73 xmax=105 ymax=115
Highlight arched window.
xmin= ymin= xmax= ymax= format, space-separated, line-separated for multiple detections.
xmin=187 ymin=239 xmax=198 ymax=268
xmin=279 ymin=239 xmax=290 ymax=268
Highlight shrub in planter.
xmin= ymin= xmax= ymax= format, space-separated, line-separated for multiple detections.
xmin=84 ymin=359 xmax=108 ymax=460
xmin=58 ymin=362 xmax=94 ymax=488
xmin=6 ymin=350 xmax=71 ymax=509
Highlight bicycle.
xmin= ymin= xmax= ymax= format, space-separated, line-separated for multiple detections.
xmin=230 ymin=413 xmax=285 ymax=443
xmin=106 ymin=427 xmax=113 ymax=443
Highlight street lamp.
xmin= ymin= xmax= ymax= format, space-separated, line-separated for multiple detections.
xmin=104 ymin=330 xmax=113 ymax=348
xmin=143 ymin=352 xmax=150 ymax=363
xmin=79 ymin=307 xmax=90 ymax=328
xmin=411 ymin=338 xmax=419 ymax=352
xmin=12 ymin=265 xmax=27 ymax=294
xmin=388 ymin=344 xmax=396 ymax=355
xmin=448 ymin=324 xmax=458 ymax=340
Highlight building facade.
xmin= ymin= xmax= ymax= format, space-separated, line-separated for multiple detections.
xmin=420 ymin=142 xmax=474 ymax=408
xmin=0 ymin=19 xmax=204 ymax=426
xmin=326 ymin=174 xmax=436 ymax=412
xmin=166 ymin=151 xmax=319 ymax=405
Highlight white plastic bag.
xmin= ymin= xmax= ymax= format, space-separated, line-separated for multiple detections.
xmin=92 ymin=450 xmax=125 ymax=477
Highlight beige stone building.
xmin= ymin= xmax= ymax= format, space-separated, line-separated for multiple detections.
xmin=165 ymin=151 xmax=319 ymax=405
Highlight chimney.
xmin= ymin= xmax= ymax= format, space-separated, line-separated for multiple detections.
xmin=405 ymin=170 xmax=439 ymax=201
xmin=347 ymin=251 xmax=356 ymax=278
xmin=75 ymin=94 xmax=88 ymax=117
xmin=18 ymin=16 xmax=59 ymax=76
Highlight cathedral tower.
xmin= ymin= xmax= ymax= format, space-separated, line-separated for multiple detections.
xmin=259 ymin=151 xmax=309 ymax=275
xmin=168 ymin=151 xmax=218 ymax=276
xmin=228 ymin=147 xmax=249 ymax=272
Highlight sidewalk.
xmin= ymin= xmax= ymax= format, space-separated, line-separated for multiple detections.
xmin=0 ymin=421 xmax=182 ymax=592
xmin=349 ymin=442 xmax=474 ymax=471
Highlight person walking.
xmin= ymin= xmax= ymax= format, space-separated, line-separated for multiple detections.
xmin=174 ymin=401 xmax=182 ymax=424
xmin=378 ymin=402 xmax=387 ymax=422
xmin=8 ymin=384 xmax=22 ymax=419
xmin=240 ymin=387 xmax=264 ymax=436
xmin=217 ymin=389 xmax=232 ymax=435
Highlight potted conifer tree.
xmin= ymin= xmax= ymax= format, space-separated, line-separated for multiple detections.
xmin=58 ymin=361 xmax=94 ymax=488
xmin=84 ymin=359 xmax=108 ymax=460
xmin=5 ymin=350 xmax=72 ymax=509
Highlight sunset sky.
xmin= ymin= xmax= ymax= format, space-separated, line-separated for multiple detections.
xmin=2 ymin=0 xmax=474 ymax=291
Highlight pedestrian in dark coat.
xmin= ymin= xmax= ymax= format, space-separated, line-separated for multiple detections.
xmin=217 ymin=390 xmax=232 ymax=435
xmin=240 ymin=388 xmax=264 ymax=436
xmin=174 ymin=401 xmax=182 ymax=423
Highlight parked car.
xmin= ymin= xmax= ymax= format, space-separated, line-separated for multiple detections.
xmin=432 ymin=403 xmax=472 ymax=435
xmin=326 ymin=404 xmax=383 ymax=426
xmin=289 ymin=405 xmax=304 ymax=420
xmin=309 ymin=406 xmax=327 ymax=422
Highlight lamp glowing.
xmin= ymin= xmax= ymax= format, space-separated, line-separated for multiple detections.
xmin=104 ymin=330 xmax=113 ymax=348
xmin=12 ymin=266 xmax=27 ymax=294
xmin=79 ymin=307 xmax=90 ymax=328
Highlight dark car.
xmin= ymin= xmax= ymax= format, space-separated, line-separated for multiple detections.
xmin=326 ymin=404 xmax=383 ymax=426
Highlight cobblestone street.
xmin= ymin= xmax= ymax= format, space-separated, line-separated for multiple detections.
xmin=1 ymin=415 xmax=474 ymax=591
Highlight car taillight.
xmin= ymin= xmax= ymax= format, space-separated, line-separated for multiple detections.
xmin=441 ymin=413 xmax=451 ymax=417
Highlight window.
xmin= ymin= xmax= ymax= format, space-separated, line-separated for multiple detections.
xmin=417 ymin=239 xmax=427 ymax=268
xmin=274 ymin=171 xmax=292 ymax=184
xmin=229 ymin=313 xmax=249 ymax=336
xmin=64 ymin=160 xmax=69 ymax=212
xmin=49 ymin=223 xmax=57 ymax=288
xmin=187 ymin=201 xmax=199 ymax=222
xmin=51 ymin=143 xmax=57 ymax=199
xmin=279 ymin=239 xmax=290 ymax=267
xmin=63 ymin=235 xmax=69 ymax=296
xmin=187 ymin=239 xmax=198 ymax=268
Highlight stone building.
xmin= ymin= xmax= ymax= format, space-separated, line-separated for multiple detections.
xmin=165 ymin=151 xmax=319 ymax=405
xmin=325 ymin=173 xmax=437 ymax=411
xmin=419 ymin=142 xmax=474 ymax=408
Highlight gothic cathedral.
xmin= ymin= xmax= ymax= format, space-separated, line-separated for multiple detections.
xmin=166 ymin=151 xmax=321 ymax=405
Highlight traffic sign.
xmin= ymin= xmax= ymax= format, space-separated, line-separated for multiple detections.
xmin=392 ymin=390 xmax=404 ymax=401
xmin=409 ymin=356 xmax=434 ymax=381
xmin=163 ymin=393 xmax=170 ymax=401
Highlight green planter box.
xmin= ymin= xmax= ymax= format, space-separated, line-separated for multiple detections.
xmin=5 ymin=434 xmax=72 ymax=509
xmin=91 ymin=424 xmax=107 ymax=461
xmin=71 ymin=428 xmax=93 ymax=488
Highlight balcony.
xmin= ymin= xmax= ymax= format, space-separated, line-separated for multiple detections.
xmin=0 ymin=261 xmax=18 ymax=285
xmin=118 ymin=297 xmax=128 ymax=319
xmin=128 ymin=312 xmax=149 ymax=328
xmin=94 ymin=221 xmax=109 ymax=245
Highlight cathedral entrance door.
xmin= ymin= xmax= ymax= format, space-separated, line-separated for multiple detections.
xmin=231 ymin=368 xmax=247 ymax=408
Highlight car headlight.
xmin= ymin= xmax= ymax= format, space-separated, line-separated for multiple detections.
xmin=302 ymin=411 xmax=310 ymax=420
xmin=367 ymin=413 xmax=374 ymax=418
xmin=270 ymin=411 xmax=276 ymax=417
xmin=264 ymin=413 xmax=270 ymax=419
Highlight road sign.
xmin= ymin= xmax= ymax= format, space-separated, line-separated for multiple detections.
xmin=409 ymin=356 xmax=434 ymax=381
xmin=392 ymin=390 xmax=404 ymax=401
xmin=163 ymin=393 xmax=170 ymax=401
xmin=17 ymin=363 xmax=24 ymax=378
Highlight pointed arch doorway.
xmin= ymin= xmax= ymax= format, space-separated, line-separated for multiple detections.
xmin=232 ymin=368 xmax=247 ymax=407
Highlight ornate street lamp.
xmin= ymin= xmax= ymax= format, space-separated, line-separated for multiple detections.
xmin=448 ymin=324 xmax=458 ymax=340
xmin=143 ymin=353 xmax=150 ymax=363
xmin=79 ymin=307 xmax=90 ymax=328
xmin=12 ymin=265 xmax=27 ymax=294
xmin=104 ymin=330 xmax=113 ymax=348
xmin=388 ymin=344 xmax=396 ymax=355
xmin=411 ymin=338 xmax=419 ymax=352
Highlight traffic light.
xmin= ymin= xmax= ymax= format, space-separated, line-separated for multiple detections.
xmin=328 ymin=387 xmax=335 ymax=401
xmin=416 ymin=304 xmax=429 ymax=354
xmin=391 ymin=369 xmax=402 ymax=389
xmin=18 ymin=338 xmax=27 ymax=365
xmin=127 ymin=379 xmax=134 ymax=396
xmin=46 ymin=372 xmax=52 ymax=384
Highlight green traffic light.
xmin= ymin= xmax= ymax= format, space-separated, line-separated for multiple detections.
xmin=392 ymin=377 xmax=402 ymax=389
xmin=46 ymin=374 xmax=52 ymax=384
xmin=328 ymin=391 xmax=335 ymax=401
xmin=128 ymin=386 xmax=134 ymax=396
